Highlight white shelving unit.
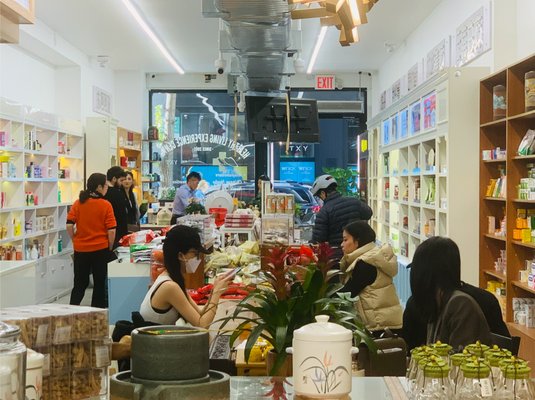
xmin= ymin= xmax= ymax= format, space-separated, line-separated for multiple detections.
xmin=85 ymin=116 xmax=118 ymax=177
xmin=367 ymin=68 xmax=488 ymax=285
xmin=0 ymin=98 xmax=83 ymax=305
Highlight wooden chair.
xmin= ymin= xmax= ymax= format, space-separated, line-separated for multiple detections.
xmin=490 ymin=332 xmax=521 ymax=356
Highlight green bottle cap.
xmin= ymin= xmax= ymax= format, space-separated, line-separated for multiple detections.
xmin=501 ymin=363 xmax=531 ymax=380
xmin=484 ymin=346 xmax=512 ymax=367
xmin=464 ymin=341 xmax=490 ymax=357
xmin=430 ymin=341 xmax=453 ymax=356
xmin=460 ymin=361 xmax=491 ymax=379
xmin=450 ymin=351 xmax=471 ymax=367
xmin=419 ymin=356 xmax=450 ymax=378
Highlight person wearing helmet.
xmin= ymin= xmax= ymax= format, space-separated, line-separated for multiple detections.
xmin=311 ymin=174 xmax=373 ymax=261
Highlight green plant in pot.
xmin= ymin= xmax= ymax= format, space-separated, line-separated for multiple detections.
xmin=323 ymin=167 xmax=360 ymax=198
xmin=217 ymin=243 xmax=375 ymax=376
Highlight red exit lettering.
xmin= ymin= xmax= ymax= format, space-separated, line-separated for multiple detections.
xmin=315 ymin=75 xmax=335 ymax=90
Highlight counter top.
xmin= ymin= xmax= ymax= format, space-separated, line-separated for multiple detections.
xmin=230 ymin=376 xmax=408 ymax=399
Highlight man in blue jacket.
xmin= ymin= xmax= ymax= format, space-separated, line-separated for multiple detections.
xmin=311 ymin=174 xmax=373 ymax=261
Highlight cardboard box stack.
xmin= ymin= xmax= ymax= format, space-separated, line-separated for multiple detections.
xmin=0 ymin=304 xmax=111 ymax=400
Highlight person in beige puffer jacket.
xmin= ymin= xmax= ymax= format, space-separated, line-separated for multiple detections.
xmin=340 ymin=221 xmax=403 ymax=334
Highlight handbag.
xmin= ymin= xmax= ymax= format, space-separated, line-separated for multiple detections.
xmin=357 ymin=331 xmax=408 ymax=377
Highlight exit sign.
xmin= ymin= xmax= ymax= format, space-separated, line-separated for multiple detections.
xmin=315 ymin=75 xmax=335 ymax=90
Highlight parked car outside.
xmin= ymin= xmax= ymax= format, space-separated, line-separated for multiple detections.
xmin=206 ymin=181 xmax=320 ymax=225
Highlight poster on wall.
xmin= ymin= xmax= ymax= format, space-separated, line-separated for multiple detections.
xmin=391 ymin=79 xmax=401 ymax=103
xmin=391 ymin=114 xmax=399 ymax=143
xmin=423 ymin=93 xmax=437 ymax=130
xmin=407 ymin=63 xmax=420 ymax=92
xmin=410 ymin=101 xmax=421 ymax=136
xmin=454 ymin=4 xmax=491 ymax=67
xmin=380 ymin=90 xmax=387 ymax=111
xmin=280 ymin=161 xmax=315 ymax=183
xmin=382 ymin=119 xmax=391 ymax=146
xmin=425 ymin=38 xmax=450 ymax=80
xmin=400 ymin=109 xmax=409 ymax=139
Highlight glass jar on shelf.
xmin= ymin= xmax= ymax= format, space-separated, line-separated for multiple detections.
xmin=484 ymin=345 xmax=511 ymax=389
xmin=450 ymin=351 xmax=473 ymax=394
xmin=493 ymin=85 xmax=507 ymax=120
xmin=407 ymin=347 xmax=437 ymax=395
xmin=525 ymin=71 xmax=535 ymax=112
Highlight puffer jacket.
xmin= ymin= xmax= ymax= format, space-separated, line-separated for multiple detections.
xmin=340 ymin=242 xmax=403 ymax=331
xmin=312 ymin=192 xmax=373 ymax=259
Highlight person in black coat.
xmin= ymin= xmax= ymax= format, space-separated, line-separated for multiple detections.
xmin=104 ymin=166 xmax=128 ymax=249
xmin=311 ymin=174 xmax=373 ymax=261
xmin=402 ymin=237 xmax=510 ymax=352
xmin=122 ymin=171 xmax=140 ymax=226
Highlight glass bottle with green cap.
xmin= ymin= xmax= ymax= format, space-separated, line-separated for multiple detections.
xmin=450 ymin=351 xmax=473 ymax=393
xmin=484 ymin=345 xmax=512 ymax=389
xmin=495 ymin=358 xmax=534 ymax=400
xmin=415 ymin=355 xmax=452 ymax=400
xmin=457 ymin=360 xmax=493 ymax=399
xmin=430 ymin=340 xmax=453 ymax=363
xmin=409 ymin=347 xmax=439 ymax=395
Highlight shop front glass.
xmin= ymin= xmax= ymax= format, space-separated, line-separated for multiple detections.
xmin=147 ymin=89 xmax=366 ymax=199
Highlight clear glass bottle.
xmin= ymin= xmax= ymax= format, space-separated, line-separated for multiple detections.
xmin=495 ymin=359 xmax=534 ymax=400
xmin=415 ymin=356 xmax=452 ymax=400
xmin=450 ymin=351 xmax=473 ymax=395
xmin=0 ymin=322 xmax=27 ymax=400
xmin=408 ymin=347 xmax=438 ymax=396
xmin=484 ymin=346 xmax=511 ymax=390
xmin=493 ymin=85 xmax=507 ymax=119
xmin=457 ymin=360 xmax=493 ymax=400
xmin=429 ymin=341 xmax=452 ymax=363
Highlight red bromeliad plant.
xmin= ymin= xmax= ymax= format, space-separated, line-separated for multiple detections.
xmin=217 ymin=243 xmax=375 ymax=376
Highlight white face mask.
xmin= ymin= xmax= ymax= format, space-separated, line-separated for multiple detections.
xmin=185 ymin=257 xmax=202 ymax=273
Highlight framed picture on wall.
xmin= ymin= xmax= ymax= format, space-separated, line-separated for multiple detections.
xmin=423 ymin=92 xmax=437 ymax=130
xmin=382 ymin=119 xmax=391 ymax=146
xmin=400 ymin=108 xmax=409 ymax=139
xmin=391 ymin=114 xmax=399 ymax=143
xmin=410 ymin=101 xmax=421 ymax=136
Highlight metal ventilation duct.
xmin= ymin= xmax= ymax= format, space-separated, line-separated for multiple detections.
xmin=203 ymin=0 xmax=295 ymax=92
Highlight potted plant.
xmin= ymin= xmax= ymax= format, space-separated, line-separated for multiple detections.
xmin=217 ymin=243 xmax=375 ymax=375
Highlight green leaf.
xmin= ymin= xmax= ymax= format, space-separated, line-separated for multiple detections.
xmin=244 ymin=324 xmax=267 ymax=362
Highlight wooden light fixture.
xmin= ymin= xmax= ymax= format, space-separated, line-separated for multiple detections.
xmin=289 ymin=0 xmax=379 ymax=46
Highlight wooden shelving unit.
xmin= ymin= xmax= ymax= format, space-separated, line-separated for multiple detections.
xmin=368 ymin=68 xmax=488 ymax=287
xmin=479 ymin=53 xmax=535 ymax=371
xmin=117 ymin=127 xmax=142 ymax=200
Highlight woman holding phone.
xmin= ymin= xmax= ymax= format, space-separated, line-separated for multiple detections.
xmin=139 ymin=225 xmax=233 ymax=328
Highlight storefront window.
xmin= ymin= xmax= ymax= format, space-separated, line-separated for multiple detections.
xmin=147 ymin=89 xmax=366 ymax=195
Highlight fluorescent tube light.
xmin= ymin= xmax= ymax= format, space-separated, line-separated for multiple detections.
xmin=307 ymin=26 xmax=328 ymax=74
xmin=121 ymin=0 xmax=185 ymax=74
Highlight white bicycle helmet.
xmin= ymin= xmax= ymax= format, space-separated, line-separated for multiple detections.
xmin=311 ymin=174 xmax=337 ymax=196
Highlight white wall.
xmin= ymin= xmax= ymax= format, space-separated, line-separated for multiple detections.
xmin=516 ymin=0 xmax=535 ymax=60
xmin=114 ymin=70 xmax=147 ymax=133
xmin=0 ymin=45 xmax=56 ymax=112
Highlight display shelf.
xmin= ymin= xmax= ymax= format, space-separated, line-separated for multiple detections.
xmin=512 ymin=281 xmax=535 ymax=296
xmin=479 ymin=54 xmax=535 ymax=370
xmin=482 ymin=159 xmax=506 ymax=163
xmin=369 ymin=67 xmax=487 ymax=264
xmin=117 ymin=126 xmax=142 ymax=199
xmin=0 ymin=98 xmax=82 ymax=305
xmin=484 ymin=197 xmax=506 ymax=201
xmin=483 ymin=269 xmax=506 ymax=282
xmin=484 ymin=233 xmax=507 ymax=242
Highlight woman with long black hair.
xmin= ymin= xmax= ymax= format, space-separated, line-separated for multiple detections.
xmin=122 ymin=170 xmax=140 ymax=226
xmin=67 ymin=173 xmax=116 ymax=308
xmin=139 ymin=225 xmax=232 ymax=328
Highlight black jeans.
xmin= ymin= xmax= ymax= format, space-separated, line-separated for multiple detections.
xmin=70 ymin=248 xmax=110 ymax=308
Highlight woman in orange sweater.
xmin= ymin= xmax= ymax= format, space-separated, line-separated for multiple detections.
xmin=67 ymin=173 xmax=117 ymax=308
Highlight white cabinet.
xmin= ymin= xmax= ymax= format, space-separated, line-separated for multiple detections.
xmin=86 ymin=116 xmax=118 ymax=177
xmin=0 ymin=262 xmax=36 ymax=307
xmin=367 ymin=68 xmax=488 ymax=285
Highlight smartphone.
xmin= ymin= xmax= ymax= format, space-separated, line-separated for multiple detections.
xmin=224 ymin=266 xmax=242 ymax=278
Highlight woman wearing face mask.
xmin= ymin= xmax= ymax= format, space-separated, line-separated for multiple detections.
xmin=139 ymin=225 xmax=232 ymax=328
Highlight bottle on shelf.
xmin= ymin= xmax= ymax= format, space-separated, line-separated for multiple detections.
xmin=525 ymin=71 xmax=535 ymax=112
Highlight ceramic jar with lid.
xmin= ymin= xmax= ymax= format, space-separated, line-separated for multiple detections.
xmin=287 ymin=315 xmax=358 ymax=399
xmin=0 ymin=322 xmax=27 ymax=400
xmin=25 ymin=349 xmax=44 ymax=400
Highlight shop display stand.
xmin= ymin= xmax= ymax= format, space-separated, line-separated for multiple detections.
xmin=368 ymin=68 xmax=487 ymax=287
xmin=117 ymin=127 xmax=142 ymax=199
xmin=479 ymin=54 xmax=535 ymax=370
xmin=0 ymin=98 xmax=83 ymax=306
xmin=141 ymin=139 xmax=162 ymax=197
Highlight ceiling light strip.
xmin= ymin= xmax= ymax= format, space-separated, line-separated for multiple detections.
xmin=121 ymin=0 xmax=184 ymax=74
xmin=306 ymin=26 xmax=328 ymax=74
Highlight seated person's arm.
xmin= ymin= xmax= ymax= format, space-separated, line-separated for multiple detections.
xmin=341 ymin=260 xmax=377 ymax=297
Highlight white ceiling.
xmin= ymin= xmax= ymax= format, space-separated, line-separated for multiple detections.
xmin=35 ymin=0 xmax=443 ymax=74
